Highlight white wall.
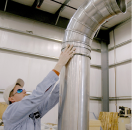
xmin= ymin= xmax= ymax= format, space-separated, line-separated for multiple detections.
xmin=109 ymin=19 xmax=132 ymax=112
xmin=90 ymin=39 xmax=101 ymax=119
xmin=0 ymin=11 xmax=101 ymax=123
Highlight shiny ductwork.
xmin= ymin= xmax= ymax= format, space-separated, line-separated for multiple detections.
xmin=58 ymin=0 xmax=126 ymax=130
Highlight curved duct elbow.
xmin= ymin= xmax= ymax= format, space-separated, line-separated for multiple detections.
xmin=62 ymin=0 xmax=126 ymax=58
xmin=59 ymin=0 xmax=126 ymax=130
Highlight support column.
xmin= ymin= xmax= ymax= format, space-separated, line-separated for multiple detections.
xmin=101 ymin=40 xmax=109 ymax=112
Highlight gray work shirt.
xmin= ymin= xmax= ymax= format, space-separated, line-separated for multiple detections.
xmin=2 ymin=71 xmax=59 ymax=130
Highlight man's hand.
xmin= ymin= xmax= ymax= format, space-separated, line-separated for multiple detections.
xmin=54 ymin=44 xmax=76 ymax=73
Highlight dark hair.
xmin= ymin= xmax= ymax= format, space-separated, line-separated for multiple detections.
xmin=8 ymin=89 xmax=13 ymax=105
xmin=9 ymin=101 xmax=12 ymax=105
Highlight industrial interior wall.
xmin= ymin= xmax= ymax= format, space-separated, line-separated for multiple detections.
xmin=109 ymin=19 xmax=132 ymax=112
xmin=0 ymin=11 xmax=101 ymax=123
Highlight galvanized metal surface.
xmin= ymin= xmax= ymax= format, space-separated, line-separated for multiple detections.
xmin=58 ymin=0 xmax=127 ymax=130
xmin=59 ymin=56 xmax=90 ymax=130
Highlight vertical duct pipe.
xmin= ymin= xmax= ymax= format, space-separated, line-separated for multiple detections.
xmin=58 ymin=0 xmax=126 ymax=130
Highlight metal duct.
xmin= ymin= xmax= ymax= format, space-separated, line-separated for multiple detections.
xmin=58 ymin=0 xmax=126 ymax=130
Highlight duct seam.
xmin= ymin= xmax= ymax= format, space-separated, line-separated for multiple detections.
xmin=78 ymin=6 xmax=108 ymax=31
xmin=74 ymin=53 xmax=91 ymax=59
xmin=105 ymin=0 xmax=116 ymax=15
xmin=61 ymin=46 xmax=91 ymax=52
xmin=72 ymin=17 xmax=95 ymax=32
xmin=65 ymin=29 xmax=93 ymax=40
xmin=104 ymin=0 xmax=114 ymax=15
xmin=63 ymin=41 xmax=92 ymax=51
xmin=109 ymin=0 xmax=118 ymax=14
xmin=81 ymin=7 xmax=99 ymax=24
xmin=62 ymin=41 xmax=91 ymax=48
xmin=62 ymin=42 xmax=91 ymax=50
xmin=61 ymin=48 xmax=91 ymax=58
xmin=75 ymin=6 xmax=99 ymax=25
xmin=91 ymin=0 xmax=105 ymax=18
xmin=59 ymin=0 xmax=127 ymax=129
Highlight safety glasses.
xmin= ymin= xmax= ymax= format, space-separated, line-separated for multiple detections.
xmin=12 ymin=89 xmax=24 ymax=96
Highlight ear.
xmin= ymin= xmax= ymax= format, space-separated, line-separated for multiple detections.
xmin=8 ymin=97 xmax=15 ymax=103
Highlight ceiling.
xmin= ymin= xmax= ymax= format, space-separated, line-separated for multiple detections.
xmin=3 ymin=0 xmax=132 ymax=30
xmin=11 ymin=0 xmax=84 ymax=18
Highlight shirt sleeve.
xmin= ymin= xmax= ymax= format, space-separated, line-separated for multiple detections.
xmin=37 ymin=79 xmax=60 ymax=118
xmin=2 ymin=71 xmax=59 ymax=124
xmin=52 ymin=69 xmax=60 ymax=76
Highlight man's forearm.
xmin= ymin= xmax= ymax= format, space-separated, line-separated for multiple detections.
xmin=53 ymin=63 xmax=63 ymax=73
xmin=53 ymin=44 xmax=76 ymax=73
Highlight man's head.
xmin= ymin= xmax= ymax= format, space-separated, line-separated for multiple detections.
xmin=8 ymin=84 xmax=26 ymax=104
xmin=3 ymin=79 xmax=26 ymax=105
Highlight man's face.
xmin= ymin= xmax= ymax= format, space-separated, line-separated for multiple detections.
xmin=8 ymin=85 xmax=26 ymax=103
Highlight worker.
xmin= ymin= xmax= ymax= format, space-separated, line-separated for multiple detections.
xmin=2 ymin=44 xmax=76 ymax=130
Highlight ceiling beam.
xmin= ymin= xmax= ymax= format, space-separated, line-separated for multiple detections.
xmin=37 ymin=0 xmax=45 ymax=8
xmin=51 ymin=0 xmax=77 ymax=10
xmin=4 ymin=0 xmax=8 ymax=11
xmin=32 ymin=0 xmax=45 ymax=8
xmin=55 ymin=0 xmax=71 ymax=25
xmin=55 ymin=0 xmax=71 ymax=15
xmin=0 ymin=0 xmax=69 ymax=28
xmin=32 ymin=0 xmax=39 ymax=8
xmin=0 ymin=0 xmax=76 ymax=27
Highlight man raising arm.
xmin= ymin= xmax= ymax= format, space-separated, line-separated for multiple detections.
xmin=2 ymin=44 xmax=75 ymax=130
